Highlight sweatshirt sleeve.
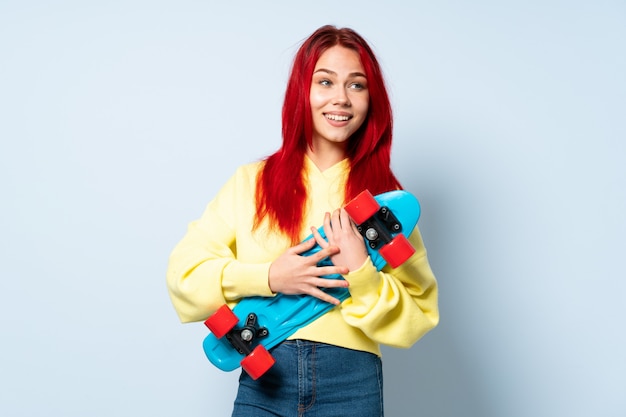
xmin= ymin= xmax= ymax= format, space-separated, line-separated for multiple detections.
xmin=166 ymin=167 xmax=274 ymax=323
xmin=339 ymin=227 xmax=439 ymax=348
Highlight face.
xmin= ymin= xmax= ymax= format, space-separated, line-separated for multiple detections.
xmin=309 ymin=45 xmax=369 ymax=153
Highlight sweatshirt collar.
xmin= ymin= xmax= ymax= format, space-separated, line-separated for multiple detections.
xmin=304 ymin=154 xmax=350 ymax=178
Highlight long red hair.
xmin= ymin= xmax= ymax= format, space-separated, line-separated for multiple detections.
xmin=255 ymin=25 xmax=401 ymax=243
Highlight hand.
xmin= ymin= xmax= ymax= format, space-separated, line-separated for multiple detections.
xmin=268 ymin=238 xmax=350 ymax=305
xmin=311 ymin=208 xmax=368 ymax=272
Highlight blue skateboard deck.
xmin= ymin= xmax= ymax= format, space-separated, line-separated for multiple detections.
xmin=202 ymin=190 xmax=421 ymax=378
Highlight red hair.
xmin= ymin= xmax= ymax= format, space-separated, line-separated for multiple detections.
xmin=255 ymin=25 xmax=401 ymax=243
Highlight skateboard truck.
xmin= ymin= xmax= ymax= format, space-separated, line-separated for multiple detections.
xmin=204 ymin=306 xmax=276 ymax=380
xmin=345 ymin=190 xmax=415 ymax=269
xmin=356 ymin=206 xmax=402 ymax=250
xmin=225 ymin=313 xmax=269 ymax=355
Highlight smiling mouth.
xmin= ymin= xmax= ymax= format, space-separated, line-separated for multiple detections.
xmin=324 ymin=113 xmax=351 ymax=121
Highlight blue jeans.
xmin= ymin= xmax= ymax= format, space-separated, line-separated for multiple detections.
xmin=232 ymin=340 xmax=384 ymax=417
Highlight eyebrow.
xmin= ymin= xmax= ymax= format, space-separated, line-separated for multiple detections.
xmin=313 ymin=68 xmax=367 ymax=78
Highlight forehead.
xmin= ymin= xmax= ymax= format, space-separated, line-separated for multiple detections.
xmin=314 ymin=45 xmax=364 ymax=73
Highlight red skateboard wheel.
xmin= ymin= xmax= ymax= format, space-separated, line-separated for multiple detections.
xmin=241 ymin=345 xmax=276 ymax=380
xmin=345 ymin=190 xmax=380 ymax=225
xmin=204 ymin=305 xmax=239 ymax=339
xmin=379 ymin=234 xmax=416 ymax=268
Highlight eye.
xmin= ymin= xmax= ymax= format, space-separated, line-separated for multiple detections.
xmin=349 ymin=81 xmax=367 ymax=91
xmin=319 ymin=79 xmax=332 ymax=87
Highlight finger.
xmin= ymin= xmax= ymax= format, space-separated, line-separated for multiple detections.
xmin=311 ymin=244 xmax=340 ymax=264
xmin=292 ymin=236 xmax=317 ymax=254
xmin=340 ymin=208 xmax=353 ymax=231
xmin=345 ymin=211 xmax=364 ymax=241
xmin=350 ymin=219 xmax=361 ymax=235
xmin=308 ymin=287 xmax=342 ymax=306
xmin=315 ymin=265 xmax=350 ymax=277
xmin=314 ymin=276 xmax=349 ymax=288
xmin=331 ymin=209 xmax=342 ymax=230
xmin=310 ymin=226 xmax=329 ymax=249
xmin=322 ymin=211 xmax=334 ymax=243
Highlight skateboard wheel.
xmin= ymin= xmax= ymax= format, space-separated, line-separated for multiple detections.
xmin=379 ymin=234 xmax=416 ymax=268
xmin=345 ymin=190 xmax=380 ymax=225
xmin=241 ymin=345 xmax=276 ymax=380
xmin=204 ymin=305 xmax=239 ymax=339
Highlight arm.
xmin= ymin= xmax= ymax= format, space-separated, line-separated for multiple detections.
xmin=340 ymin=228 xmax=439 ymax=348
xmin=165 ymin=167 xmax=274 ymax=323
xmin=166 ymin=165 xmax=356 ymax=323
xmin=311 ymin=209 xmax=438 ymax=348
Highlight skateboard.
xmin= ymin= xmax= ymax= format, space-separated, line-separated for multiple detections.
xmin=202 ymin=189 xmax=421 ymax=379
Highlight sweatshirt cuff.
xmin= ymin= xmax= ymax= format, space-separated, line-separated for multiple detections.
xmin=343 ymin=257 xmax=382 ymax=301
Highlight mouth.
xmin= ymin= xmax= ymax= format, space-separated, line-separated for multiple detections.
xmin=324 ymin=113 xmax=352 ymax=122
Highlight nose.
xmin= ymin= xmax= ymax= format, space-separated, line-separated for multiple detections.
xmin=333 ymin=87 xmax=351 ymax=106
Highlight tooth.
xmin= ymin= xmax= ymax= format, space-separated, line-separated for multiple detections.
xmin=326 ymin=114 xmax=349 ymax=121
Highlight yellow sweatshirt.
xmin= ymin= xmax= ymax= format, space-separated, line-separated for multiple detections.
xmin=166 ymin=157 xmax=439 ymax=356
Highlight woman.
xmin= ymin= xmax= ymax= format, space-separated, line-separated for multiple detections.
xmin=166 ymin=25 xmax=439 ymax=417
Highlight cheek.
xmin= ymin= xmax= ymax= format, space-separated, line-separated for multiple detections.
xmin=309 ymin=88 xmax=327 ymax=108
xmin=355 ymin=97 xmax=370 ymax=121
xmin=352 ymin=90 xmax=369 ymax=109
xmin=362 ymin=94 xmax=370 ymax=113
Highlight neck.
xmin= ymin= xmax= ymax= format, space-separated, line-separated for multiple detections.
xmin=306 ymin=138 xmax=347 ymax=171
xmin=306 ymin=147 xmax=346 ymax=171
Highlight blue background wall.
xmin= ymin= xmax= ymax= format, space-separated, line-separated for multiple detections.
xmin=1 ymin=1 xmax=624 ymax=416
